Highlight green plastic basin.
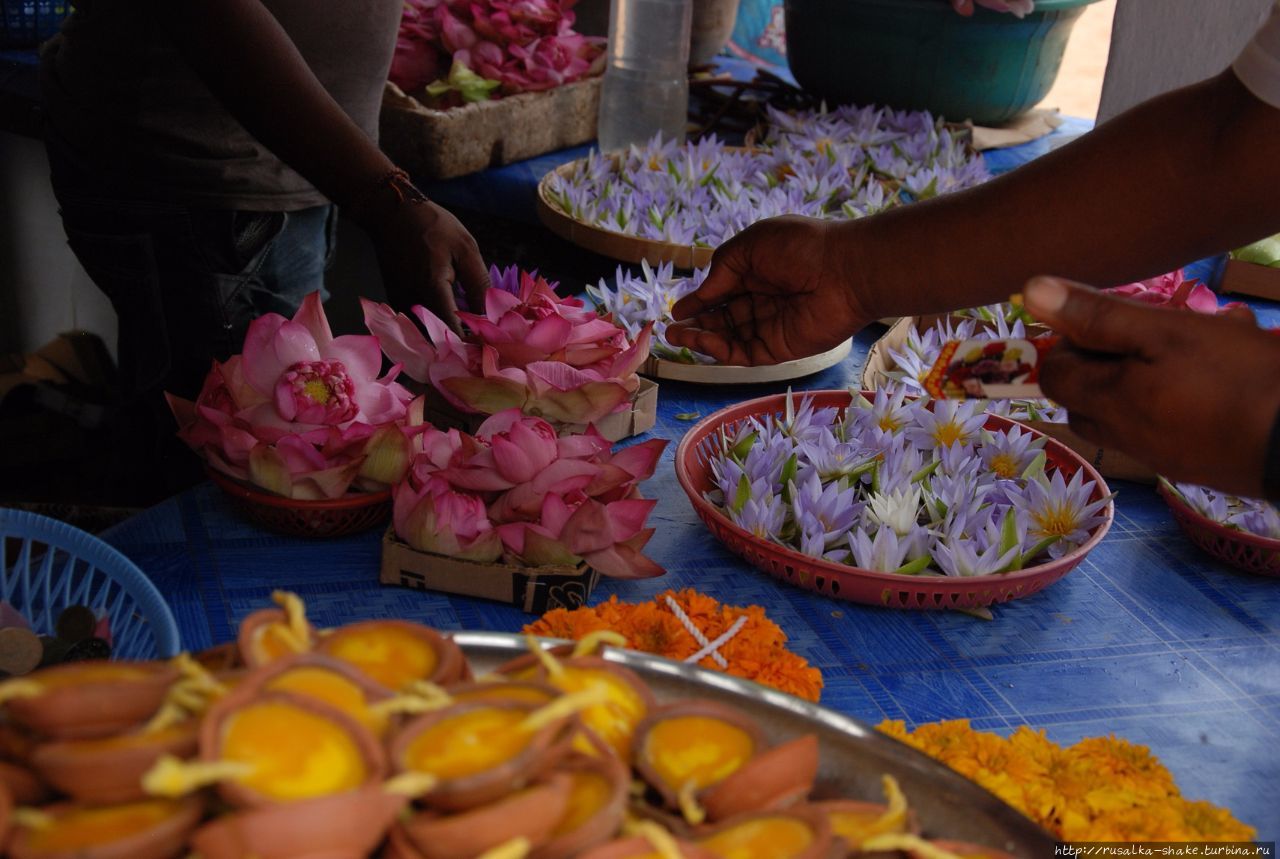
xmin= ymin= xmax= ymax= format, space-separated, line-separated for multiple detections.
xmin=783 ymin=0 xmax=1104 ymax=124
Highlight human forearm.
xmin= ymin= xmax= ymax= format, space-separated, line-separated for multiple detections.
xmin=843 ymin=71 xmax=1280 ymax=320
xmin=156 ymin=0 xmax=394 ymax=220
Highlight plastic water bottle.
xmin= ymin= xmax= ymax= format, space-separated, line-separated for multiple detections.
xmin=596 ymin=0 xmax=693 ymax=153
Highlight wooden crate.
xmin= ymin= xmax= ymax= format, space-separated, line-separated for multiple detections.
xmin=380 ymin=78 xmax=602 ymax=181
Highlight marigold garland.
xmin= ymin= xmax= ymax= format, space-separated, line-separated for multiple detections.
xmin=877 ymin=719 xmax=1256 ymax=841
xmin=524 ymin=589 xmax=824 ymax=702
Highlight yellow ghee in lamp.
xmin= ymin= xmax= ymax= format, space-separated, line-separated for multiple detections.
xmin=220 ymin=700 xmax=367 ymax=800
xmin=553 ymin=771 xmax=614 ymax=835
xmin=25 ymin=799 xmax=182 ymax=851
xmin=323 ymin=625 xmax=438 ymax=690
xmin=251 ymin=622 xmax=306 ymax=663
xmin=265 ymin=667 xmax=383 ymax=734
xmin=699 ymin=816 xmax=814 ymax=859
xmin=643 ymin=716 xmax=754 ymax=790
xmin=405 ymin=708 xmax=532 ymax=780
xmin=550 ymin=667 xmax=645 ymax=759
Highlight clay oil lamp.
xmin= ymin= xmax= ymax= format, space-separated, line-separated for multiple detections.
xmin=529 ymin=750 xmax=630 ymax=858
xmin=515 ymin=643 xmax=656 ymax=763
xmin=390 ymin=692 xmax=596 ymax=812
xmin=634 ymin=700 xmax=818 ymax=825
xmin=0 ymin=781 xmax=11 ymax=848
xmin=397 ymin=772 xmax=573 ymax=859
xmin=6 ymin=796 xmax=204 ymax=859
xmin=577 ymin=822 xmax=720 ymax=859
xmin=0 ymin=661 xmax=177 ymax=740
xmin=0 ymin=759 xmax=49 ymax=805
xmin=237 ymin=591 xmax=316 ymax=668
xmin=182 ymin=689 xmax=386 ymax=808
xmin=30 ymin=721 xmax=198 ymax=804
xmin=694 ymin=809 xmax=832 ymax=859
xmin=316 ymin=620 xmax=465 ymax=690
xmin=813 ymin=775 xmax=917 ymax=855
xmin=236 ymin=653 xmax=395 ymax=736
xmin=190 ymin=781 xmax=408 ymax=859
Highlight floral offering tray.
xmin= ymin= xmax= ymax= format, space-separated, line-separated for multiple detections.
xmin=676 ymin=390 xmax=1113 ymax=611
xmin=862 ymin=316 xmax=1157 ymax=484
xmin=461 ymin=631 xmax=1053 ymax=854
xmin=640 ymin=339 xmax=854 ymax=385
xmin=537 ymin=156 xmax=720 ymax=270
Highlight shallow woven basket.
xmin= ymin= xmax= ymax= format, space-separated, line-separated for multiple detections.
xmin=1157 ymin=479 xmax=1280 ymax=578
xmin=208 ymin=469 xmax=392 ymax=539
xmin=675 ymin=390 xmax=1114 ymax=610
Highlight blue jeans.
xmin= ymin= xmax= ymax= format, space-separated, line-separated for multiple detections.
xmin=46 ymin=136 xmax=337 ymax=402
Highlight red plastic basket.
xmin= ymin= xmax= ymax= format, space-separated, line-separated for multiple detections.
xmin=207 ymin=469 xmax=392 ymax=539
xmin=1157 ymin=479 xmax=1280 ymax=578
xmin=675 ymin=391 xmax=1114 ymax=610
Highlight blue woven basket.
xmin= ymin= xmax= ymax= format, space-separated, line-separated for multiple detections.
xmin=0 ymin=0 xmax=70 ymax=48
xmin=0 ymin=509 xmax=181 ymax=660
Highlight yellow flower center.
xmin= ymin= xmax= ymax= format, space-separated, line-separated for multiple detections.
xmin=931 ymin=421 xmax=966 ymax=448
xmin=989 ymin=453 xmax=1020 ymax=480
xmin=303 ymin=379 xmax=332 ymax=404
xmin=1032 ymin=505 xmax=1079 ymax=538
xmin=878 ymin=415 xmax=903 ymax=433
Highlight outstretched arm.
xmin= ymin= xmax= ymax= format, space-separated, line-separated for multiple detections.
xmin=669 ymin=70 xmax=1280 ymax=363
xmin=156 ymin=0 xmax=488 ymax=327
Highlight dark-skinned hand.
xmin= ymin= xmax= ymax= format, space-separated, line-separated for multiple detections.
xmin=369 ymin=198 xmax=490 ymax=334
xmin=666 ymin=216 xmax=869 ymax=365
xmin=1024 ymin=276 xmax=1280 ymax=498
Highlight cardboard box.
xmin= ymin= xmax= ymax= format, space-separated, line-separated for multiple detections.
xmin=380 ymin=528 xmax=600 ymax=613
xmin=1221 ymin=258 xmax=1280 ymax=302
xmin=380 ymin=78 xmax=602 ymax=181
xmin=423 ymin=377 xmax=658 ymax=443
xmin=862 ymin=316 xmax=1156 ymax=484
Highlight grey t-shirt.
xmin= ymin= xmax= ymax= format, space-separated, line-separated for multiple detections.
xmin=41 ymin=0 xmax=402 ymax=210
xmin=1236 ymin=1 xmax=1280 ymax=107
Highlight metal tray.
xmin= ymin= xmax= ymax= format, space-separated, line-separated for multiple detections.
xmin=455 ymin=631 xmax=1052 ymax=857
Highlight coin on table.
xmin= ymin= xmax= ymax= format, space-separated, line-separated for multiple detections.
xmin=55 ymin=605 xmax=98 ymax=644
xmin=0 ymin=627 xmax=44 ymax=676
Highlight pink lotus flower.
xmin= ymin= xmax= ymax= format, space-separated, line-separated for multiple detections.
xmin=1104 ymin=269 xmax=1245 ymax=315
xmin=393 ymin=476 xmax=504 ymax=562
xmin=392 ymin=407 xmax=666 ymax=578
xmin=167 ymin=293 xmax=415 ymax=500
xmin=391 ymin=0 xmax=447 ymax=93
xmin=393 ymin=0 xmax=603 ymax=101
xmin=363 ymin=266 xmax=652 ymax=426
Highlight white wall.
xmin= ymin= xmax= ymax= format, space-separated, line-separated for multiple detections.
xmin=1099 ymin=0 xmax=1273 ymax=122
xmin=0 ymin=130 xmax=116 ymax=356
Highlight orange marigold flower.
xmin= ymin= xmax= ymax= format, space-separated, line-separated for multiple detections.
xmin=525 ymin=590 xmax=822 ymax=702
xmin=721 ymin=640 xmax=823 ymax=702
xmin=525 ymin=607 xmax=610 ymax=640
xmin=1175 ymin=798 xmax=1256 ymax=841
xmin=1070 ymin=735 xmax=1179 ymax=799
xmin=618 ymin=604 xmax=698 ymax=661
xmin=875 ymin=721 xmax=1247 ymax=842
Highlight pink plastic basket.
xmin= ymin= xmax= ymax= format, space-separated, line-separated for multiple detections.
xmin=208 ymin=469 xmax=392 ymax=539
xmin=1157 ymin=479 xmax=1280 ymax=578
xmin=675 ymin=390 xmax=1114 ymax=610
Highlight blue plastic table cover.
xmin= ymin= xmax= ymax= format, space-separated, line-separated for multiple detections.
xmin=104 ymin=311 xmax=1280 ymax=836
